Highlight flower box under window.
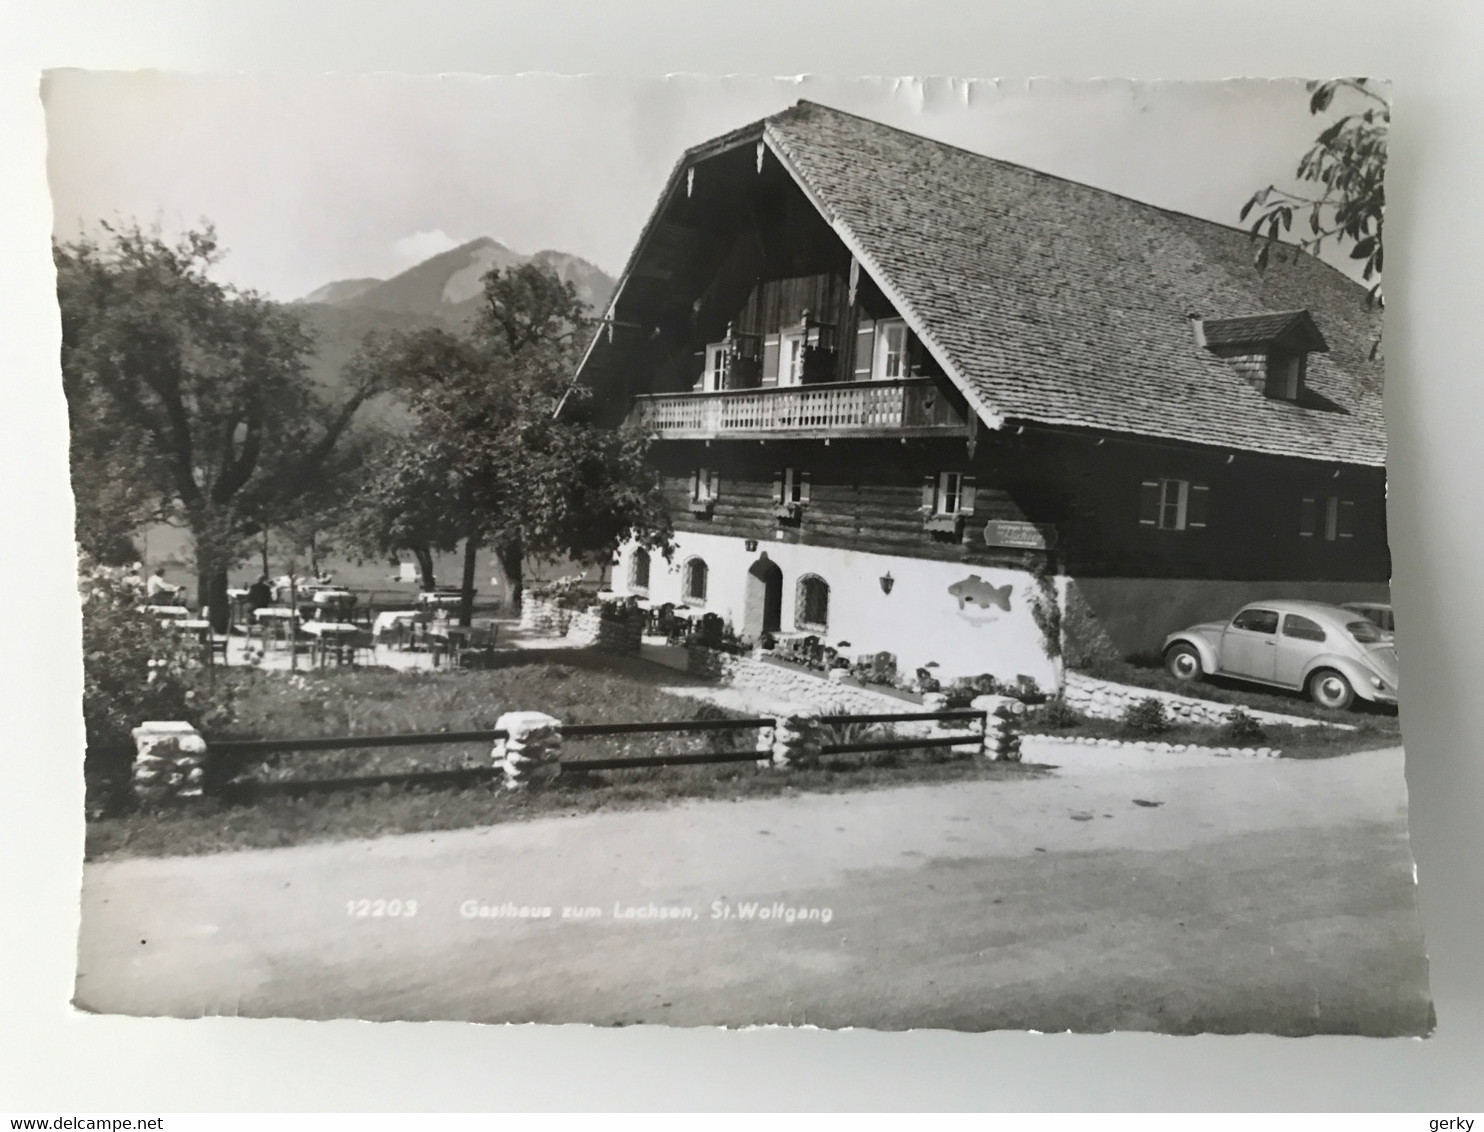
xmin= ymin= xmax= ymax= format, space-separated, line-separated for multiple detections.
xmin=774 ymin=500 xmax=806 ymax=522
xmin=688 ymin=498 xmax=715 ymax=517
xmin=922 ymin=512 xmax=962 ymax=535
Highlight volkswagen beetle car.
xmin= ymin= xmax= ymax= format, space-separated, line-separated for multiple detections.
xmin=1162 ymin=599 xmax=1399 ymax=710
xmin=1340 ymin=600 xmax=1396 ymax=639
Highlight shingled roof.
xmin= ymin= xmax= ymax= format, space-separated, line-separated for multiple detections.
xmin=1200 ymin=310 xmax=1330 ymax=352
xmin=587 ymin=100 xmax=1388 ymax=467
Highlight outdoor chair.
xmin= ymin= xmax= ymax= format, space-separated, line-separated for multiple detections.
xmin=455 ymin=622 xmax=500 ymax=668
xmin=348 ymin=629 xmax=376 ymax=666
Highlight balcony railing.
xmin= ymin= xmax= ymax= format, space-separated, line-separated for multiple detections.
xmin=628 ymin=378 xmax=967 ymax=439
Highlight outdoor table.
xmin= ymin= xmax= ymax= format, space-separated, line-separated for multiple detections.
xmin=422 ymin=622 xmax=474 ymax=667
xmin=415 ymin=591 xmax=466 ymax=610
xmin=149 ymin=605 xmax=191 ymax=619
xmin=372 ymin=610 xmax=419 ymax=649
xmin=301 ymin=620 xmax=361 ymax=667
xmin=252 ymin=606 xmax=297 ymax=650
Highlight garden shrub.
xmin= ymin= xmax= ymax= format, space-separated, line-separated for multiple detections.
xmin=527 ymin=575 xmax=597 ymax=610
xmin=1031 ymin=697 xmax=1085 ymax=729
xmin=1221 ymin=707 xmax=1266 ymax=743
xmin=79 ymin=555 xmax=236 ymax=812
xmin=1120 ymin=696 xmax=1171 ymax=735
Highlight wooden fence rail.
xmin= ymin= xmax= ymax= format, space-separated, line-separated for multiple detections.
xmin=131 ymin=706 xmax=991 ymax=803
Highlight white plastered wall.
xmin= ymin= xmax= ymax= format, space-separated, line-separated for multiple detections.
xmin=618 ymin=530 xmax=1060 ymax=689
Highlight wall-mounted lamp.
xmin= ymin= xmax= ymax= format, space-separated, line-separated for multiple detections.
xmin=745 ymin=539 xmax=759 ymax=552
xmin=879 ymin=571 xmax=895 ymax=595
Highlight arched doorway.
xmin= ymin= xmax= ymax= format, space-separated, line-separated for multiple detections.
xmin=743 ymin=554 xmax=783 ymax=638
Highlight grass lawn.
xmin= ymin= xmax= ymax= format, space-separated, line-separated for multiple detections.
xmin=86 ymin=653 xmax=1045 ymax=861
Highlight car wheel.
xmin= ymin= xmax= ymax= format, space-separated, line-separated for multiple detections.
xmin=1308 ymin=669 xmax=1355 ymax=711
xmin=1164 ymin=643 xmax=1203 ymax=682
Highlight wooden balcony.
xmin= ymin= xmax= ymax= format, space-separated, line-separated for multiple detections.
xmin=628 ymin=378 xmax=968 ymax=440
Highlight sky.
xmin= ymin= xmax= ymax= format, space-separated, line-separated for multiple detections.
xmin=41 ymin=73 xmax=1372 ymax=301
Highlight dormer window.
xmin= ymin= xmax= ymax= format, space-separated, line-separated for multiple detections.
xmin=1194 ymin=309 xmax=1329 ymax=403
xmin=1267 ymin=350 xmax=1304 ymax=401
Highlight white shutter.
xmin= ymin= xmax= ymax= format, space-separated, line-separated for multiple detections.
xmin=959 ymin=475 xmax=976 ymax=516
xmin=853 ymin=321 xmax=875 ymax=381
xmin=1187 ymin=483 xmax=1209 ymax=530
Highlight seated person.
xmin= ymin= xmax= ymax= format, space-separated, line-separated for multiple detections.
xmin=145 ymin=567 xmax=181 ymax=605
xmin=246 ymin=575 xmax=274 ymax=614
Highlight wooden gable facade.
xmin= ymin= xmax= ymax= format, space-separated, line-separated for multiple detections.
xmin=576 ymin=103 xmax=1391 ymax=659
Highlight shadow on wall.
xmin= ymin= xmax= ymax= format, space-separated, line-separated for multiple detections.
xmin=1069 ymin=577 xmax=1394 ymax=659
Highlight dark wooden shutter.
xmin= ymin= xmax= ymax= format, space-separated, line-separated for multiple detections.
xmin=922 ymin=475 xmax=937 ymax=512
xmin=711 ymin=470 xmax=721 ymax=500
xmin=1138 ymin=480 xmax=1160 ymax=526
xmin=1299 ymin=496 xmax=1318 ymax=537
xmin=1187 ymin=483 xmax=1209 ymax=530
xmin=772 ymin=471 xmax=784 ymax=504
xmin=799 ymin=471 xmax=811 ymax=504
xmin=1337 ymin=499 xmax=1356 ymax=539
xmin=762 ymin=336 xmax=779 ymax=386
xmin=853 ymin=321 xmax=875 ymax=381
xmin=959 ymin=474 xmax=976 ymax=516
xmin=690 ymin=469 xmax=700 ymax=501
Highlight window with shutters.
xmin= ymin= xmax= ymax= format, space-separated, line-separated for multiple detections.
xmin=873 ymin=319 xmax=910 ymax=380
xmin=796 ymin=575 xmax=830 ymax=631
xmin=702 ymin=343 xmax=730 ymax=392
xmin=778 ymin=329 xmax=806 ymax=386
xmin=773 ymin=468 xmax=810 ymax=522
xmin=682 ymin=557 xmax=708 ymax=605
xmin=628 ymin=548 xmax=651 ymax=595
xmin=1138 ymin=478 xmax=1209 ymax=532
xmin=689 ymin=468 xmax=719 ymax=516
xmin=920 ymin=471 xmax=976 ymax=533
xmin=1299 ymin=494 xmax=1355 ymax=541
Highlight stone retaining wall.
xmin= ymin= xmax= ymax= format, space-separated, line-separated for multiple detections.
xmin=1027 ymin=733 xmax=1282 ymax=758
xmin=1062 ymin=671 xmax=1331 ymax=728
xmin=687 ymin=645 xmax=926 ymax=717
xmin=519 ymin=597 xmax=642 ymax=654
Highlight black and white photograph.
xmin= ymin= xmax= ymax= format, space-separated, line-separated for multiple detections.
xmin=47 ymin=72 xmax=1429 ymax=1034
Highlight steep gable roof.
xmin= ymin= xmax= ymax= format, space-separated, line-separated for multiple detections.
xmin=760 ymin=101 xmax=1385 ymax=466
xmin=581 ymin=100 xmax=1387 ymax=468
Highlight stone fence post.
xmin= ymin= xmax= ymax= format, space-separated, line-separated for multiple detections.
xmin=493 ymin=711 xmax=563 ymax=789
xmin=972 ymin=694 xmax=1025 ymax=762
xmin=765 ymin=704 xmax=821 ymax=770
xmin=131 ymin=721 xmax=208 ymax=803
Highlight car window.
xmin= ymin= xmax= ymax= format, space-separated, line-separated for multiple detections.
xmin=1231 ymin=608 xmax=1279 ymax=634
xmin=1346 ymin=619 xmax=1382 ymax=644
xmin=1282 ymin=614 xmax=1326 ymax=642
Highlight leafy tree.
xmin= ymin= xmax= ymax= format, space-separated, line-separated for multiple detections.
xmin=339 ymin=433 xmax=469 ymax=592
xmin=1243 ymin=78 xmax=1388 ymax=307
xmin=344 ymin=262 xmax=672 ymax=623
xmin=56 ymin=223 xmax=381 ymax=629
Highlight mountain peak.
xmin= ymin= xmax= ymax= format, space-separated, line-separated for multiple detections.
xmin=301 ymin=237 xmax=616 ymax=318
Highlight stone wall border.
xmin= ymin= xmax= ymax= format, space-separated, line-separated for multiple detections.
xmin=1063 ymin=671 xmax=1346 ymax=730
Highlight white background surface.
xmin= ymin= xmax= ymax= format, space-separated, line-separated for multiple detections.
xmin=1 ymin=0 xmax=1481 ymax=1111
